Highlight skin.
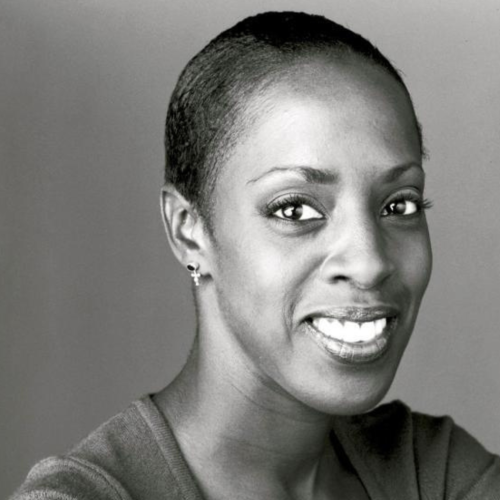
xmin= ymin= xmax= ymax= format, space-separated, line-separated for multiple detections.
xmin=159 ymin=58 xmax=432 ymax=500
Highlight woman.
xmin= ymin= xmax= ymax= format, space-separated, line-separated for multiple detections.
xmin=12 ymin=11 xmax=500 ymax=500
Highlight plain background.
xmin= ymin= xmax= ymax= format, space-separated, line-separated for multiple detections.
xmin=2 ymin=0 xmax=500 ymax=496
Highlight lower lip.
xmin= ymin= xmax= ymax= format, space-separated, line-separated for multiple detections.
xmin=305 ymin=317 xmax=397 ymax=365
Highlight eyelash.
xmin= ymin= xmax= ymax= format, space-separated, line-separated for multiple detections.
xmin=264 ymin=192 xmax=433 ymax=222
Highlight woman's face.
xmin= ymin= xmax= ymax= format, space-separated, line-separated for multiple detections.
xmin=205 ymin=60 xmax=432 ymax=415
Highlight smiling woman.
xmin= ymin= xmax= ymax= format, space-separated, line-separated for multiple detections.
xmin=10 ymin=10 xmax=500 ymax=500
xmin=184 ymin=58 xmax=432 ymax=419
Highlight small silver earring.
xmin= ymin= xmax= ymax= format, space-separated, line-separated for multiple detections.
xmin=186 ymin=262 xmax=201 ymax=286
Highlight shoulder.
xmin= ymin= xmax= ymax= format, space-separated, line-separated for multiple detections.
xmin=334 ymin=400 xmax=500 ymax=499
xmin=368 ymin=400 xmax=497 ymax=467
xmin=407 ymin=402 xmax=500 ymax=499
xmin=10 ymin=455 xmax=132 ymax=500
xmin=10 ymin=396 xmax=186 ymax=500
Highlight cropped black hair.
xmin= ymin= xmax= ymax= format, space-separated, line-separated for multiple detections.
xmin=164 ymin=11 xmax=423 ymax=226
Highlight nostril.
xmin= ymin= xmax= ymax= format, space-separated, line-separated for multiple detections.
xmin=331 ymin=275 xmax=349 ymax=283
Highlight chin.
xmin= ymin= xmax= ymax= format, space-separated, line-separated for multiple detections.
xmin=284 ymin=353 xmax=402 ymax=417
xmin=299 ymin=383 xmax=390 ymax=416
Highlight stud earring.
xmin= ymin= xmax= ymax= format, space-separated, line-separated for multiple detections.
xmin=186 ymin=262 xmax=201 ymax=286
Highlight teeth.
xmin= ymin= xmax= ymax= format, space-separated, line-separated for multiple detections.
xmin=359 ymin=321 xmax=375 ymax=342
xmin=374 ymin=318 xmax=386 ymax=335
xmin=312 ymin=317 xmax=387 ymax=343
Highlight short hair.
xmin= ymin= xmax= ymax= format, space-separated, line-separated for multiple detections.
xmin=164 ymin=11 xmax=423 ymax=226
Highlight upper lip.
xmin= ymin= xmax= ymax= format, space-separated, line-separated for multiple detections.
xmin=306 ymin=305 xmax=399 ymax=323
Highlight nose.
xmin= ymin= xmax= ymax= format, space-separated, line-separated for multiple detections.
xmin=320 ymin=212 xmax=395 ymax=290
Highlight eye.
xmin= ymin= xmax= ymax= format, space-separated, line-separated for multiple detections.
xmin=266 ymin=194 xmax=325 ymax=222
xmin=382 ymin=199 xmax=419 ymax=216
xmin=275 ymin=202 xmax=323 ymax=221
xmin=381 ymin=192 xmax=432 ymax=217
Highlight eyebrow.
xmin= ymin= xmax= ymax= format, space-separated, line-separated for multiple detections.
xmin=381 ymin=162 xmax=425 ymax=183
xmin=246 ymin=166 xmax=338 ymax=185
xmin=246 ymin=162 xmax=423 ymax=185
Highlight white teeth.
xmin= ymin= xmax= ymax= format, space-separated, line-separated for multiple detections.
xmin=359 ymin=321 xmax=375 ymax=342
xmin=375 ymin=318 xmax=386 ymax=335
xmin=343 ymin=321 xmax=359 ymax=338
xmin=312 ymin=317 xmax=387 ymax=343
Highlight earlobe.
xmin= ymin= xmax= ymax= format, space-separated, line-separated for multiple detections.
xmin=160 ymin=184 xmax=207 ymax=269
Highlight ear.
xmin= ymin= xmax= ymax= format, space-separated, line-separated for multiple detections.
xmin=160 ymin=184 xmax=211 ymax=274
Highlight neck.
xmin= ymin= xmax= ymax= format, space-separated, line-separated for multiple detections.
xmin=156 ymin=325 xmax=338 ymax=497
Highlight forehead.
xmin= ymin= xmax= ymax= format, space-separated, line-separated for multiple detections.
xmin=218 ymin=60 xmax=421 ymax=186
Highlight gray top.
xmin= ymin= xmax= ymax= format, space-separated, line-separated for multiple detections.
xmin=10 ymin=395 xmax=500 ymax=499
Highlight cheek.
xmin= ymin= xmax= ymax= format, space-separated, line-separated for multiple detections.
xmin=392 ymin=226 xmax=432 ymax=301
xmin=210 ymin=227 xmax=306 ymax=373
xmin=213 ymin=219 xmax=311 ymax=329
xmin=214 ymin=229 xmax=280 ymax=308
xmin=227 ymin=243 xmax=291 ymax=301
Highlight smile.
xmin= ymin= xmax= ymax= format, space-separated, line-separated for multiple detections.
xmin=305 ymin=307 xmax=398 ymax=364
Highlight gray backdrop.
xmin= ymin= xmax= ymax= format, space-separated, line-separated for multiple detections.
xmin=2 ymin=0 xmax=500 ymax=496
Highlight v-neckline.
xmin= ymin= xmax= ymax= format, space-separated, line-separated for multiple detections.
xmin=142 ymin=395 xmax=418 ymax=500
